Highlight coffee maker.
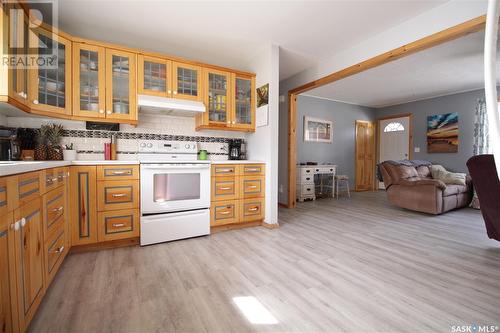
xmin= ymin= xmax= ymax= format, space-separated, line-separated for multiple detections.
xmin=0 ymin=129 xmax=21 ymax=161
xmin=228 ymin=139 xmax=244 ymax=160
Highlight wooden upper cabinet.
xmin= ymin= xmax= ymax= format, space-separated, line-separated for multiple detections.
xmin=204 ymin=68 xmax=231 ymax=127
xmin=28 ymin=27 xmax=72 ymax=116
xmin=73 ymin=43 xmax=106 ymax=119
xmin=231 ymin=74 xmax=255 ymax=130
xmin=172 ymin=61 xmax=202 ymax=101
xmin=138 ymin=55 xmax=171 ymax=97
xmin=7 ymin=4 xmax=29 ymax=106
xmin=105 ymin=48 xmax=137 ymax=121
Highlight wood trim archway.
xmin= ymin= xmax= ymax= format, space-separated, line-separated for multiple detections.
xmin=287 ymin=15 xmax=486 ymax=208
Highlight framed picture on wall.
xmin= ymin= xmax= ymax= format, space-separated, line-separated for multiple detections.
xmin=427 ymin=112 xmax=459 ymax=153
xmin=303 ymin=116 xmax=333 ymax=143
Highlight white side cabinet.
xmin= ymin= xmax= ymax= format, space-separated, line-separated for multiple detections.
xmin=296 ymin=165 xmax=337 ymax=202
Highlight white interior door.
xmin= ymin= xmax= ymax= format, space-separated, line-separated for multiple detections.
xmin=378 ymin=116 xmax=410 ymax=189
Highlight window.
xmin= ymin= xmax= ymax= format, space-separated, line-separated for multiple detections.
xmin=383 ymin=122 xmax=405 ymax=132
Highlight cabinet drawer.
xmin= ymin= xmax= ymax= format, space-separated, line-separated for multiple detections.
xmin=98 ymin=209 xmax=139 ymax=241
xmin=211 ymin=200 xmax=239 ymax=226
xmin=43 ymin=186 xmax=66 ymax=238
xmin=240 ymin=176 xmax=265 ymax=199
xmin=211 ymin=176 xmax=239 ymax=201
xmin=0 ymin=176 xmax=18 ymax=216
xmin=45 ymin=227 xmax=67 ymax=286
xmin=97 ymin=180 xmax=139 ymax=211
xmin=240 ymin=198 xmax=265 ymax=222
xmin=299 ymin=173 xmax=314 ymax=184
xmin=314 ymin=166 xmax=336 ymax=174
xmin=242 ymin=164 xmax=265 ymax=176
xmin=212 ymin=164 xmax=239 ymax=177
xmin=17 ymin=171 xmax=41 ymax=205
xmin=41 ymin=167 xmax=68 ymax=194
xmin=299 ymin=184 xmax=315 ymax=196
xmin=97 ymin=165 xmax=139 ymax=181
xmin=300 ymin=167 xmax=315 ymax=176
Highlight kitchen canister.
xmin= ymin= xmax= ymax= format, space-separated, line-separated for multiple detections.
xmin=198 ymin=150 xmax=208 ymax=160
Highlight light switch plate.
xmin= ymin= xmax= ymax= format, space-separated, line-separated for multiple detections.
xmin=414 ymin=147 xmax=421 ymax=153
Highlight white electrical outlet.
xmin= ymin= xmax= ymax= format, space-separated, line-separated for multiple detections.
xmin=279 ymin=184 xmax=283 ymax=193
xmin=414 ymin=147 xmax=421 ymax=153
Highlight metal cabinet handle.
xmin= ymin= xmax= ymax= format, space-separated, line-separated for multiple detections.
xmin=227 ymin=121 xmax=231 ymax=124
xmin=248 ymin=185 xmax=258 ymax=189
xmin=167 ymin=90 xmax=172 ymax=94
xmin=99 ymin=109 xmax=104 ymax=114
xmin=52 ymin=206 xmax=63 ymax=212
xmin=112 ymin=223 xmax=125 ymax=227
xmin=106 ymin=110 xmax=112 ymax=114
xmin=11 ymin=221 xmax=20 ymax=231
xmin=218 ymin=169 xmax=233 ymax=173
xmin=111 ymin=193 xmax=127 ymax=198
xmin=219 ymin=211 xmax=230 ymax=215
xmin=249 ymin=207 xmax=259 ymax=211
xmin=110 ymin=171 xmax=131 ymax=175
xmin=232 ymin=121 xmax=235 ymax=124
xmin=53 ymin=246 xmax=64 ymax=254
xmin=33 ymin=99 xmax=39 ymax=104
xmin=173 ymin=91 xmax=178 ymax=95
xmin=246 ymin=168 xmax=259 ymax=172
xmin=219 ymin=187 xmax=232 ymax=190
xmin=20 ymin=218 xmax=26 ymax=227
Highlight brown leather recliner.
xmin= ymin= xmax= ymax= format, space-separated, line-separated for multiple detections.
xmin=379 ymin=162 xmax=473 ymax=215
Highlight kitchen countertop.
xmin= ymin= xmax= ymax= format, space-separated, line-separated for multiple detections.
xmin=211 ymin=160 xmax=266 ymax=164
xmin=0 ymin=159 xmax=266 ymax=177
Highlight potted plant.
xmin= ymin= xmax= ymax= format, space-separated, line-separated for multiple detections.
xmin=63 ymin=143 xmax=77 ymax=161
xmin=34 ymin=125 xmax=50 ymax=160
xmin=47 ymin=124 xmax=64 ymax=160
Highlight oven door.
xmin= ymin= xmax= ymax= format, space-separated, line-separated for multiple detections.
xmin=140 ymin=163 xmax=211 ymax=214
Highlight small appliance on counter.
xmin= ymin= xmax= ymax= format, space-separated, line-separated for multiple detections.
xmin=228 ymin=139 xmax=245 ymax=160
xmin=0 ymin=128 xmax=21 ymax=161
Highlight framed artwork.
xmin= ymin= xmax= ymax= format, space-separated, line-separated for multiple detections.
xmin=256 ymin=83 xmax=269 ymax=108
xmin=427 ymin=112 xmax=458 ymax=153
xmin=303 ymin=116 xmax=333 ymax=143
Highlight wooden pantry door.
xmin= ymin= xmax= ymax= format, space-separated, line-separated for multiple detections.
xmin=355 ymin=120 xmax=376 ymax=191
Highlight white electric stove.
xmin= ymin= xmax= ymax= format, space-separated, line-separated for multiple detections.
xmin=138 ymin=140 xmax=211 ymax=246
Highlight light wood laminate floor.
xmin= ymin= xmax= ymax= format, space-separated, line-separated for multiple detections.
xmin=29 ymin=191 xmax=500 ymax=333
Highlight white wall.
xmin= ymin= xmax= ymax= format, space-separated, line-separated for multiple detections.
xmin=245 ymin=44 xmax=280 ymax=224
xmin=278 ymin=0 xmax=488 ymax=204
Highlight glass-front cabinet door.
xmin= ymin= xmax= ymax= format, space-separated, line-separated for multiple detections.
xmin=73 ymin=43 xmax=105 ymax=118
xmin=7 ymin=4 xmax=29 ymax=105
xmin=204 ymin=68 xmax=231 ymax=126
xmin=138 ymin=55 xmax=171 ymax=97
xmin=28 ymin=28 xmax=72 ymax=115
xmin=232 ymin=74 xmax=255 ymax=130
xmin=172 ymin=62 xmax=202 ymax=101
xmin=105 ymin=49 xmax=137 ymax=121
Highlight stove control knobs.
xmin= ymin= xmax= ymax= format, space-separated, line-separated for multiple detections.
xmin=185 ymin=144 xmax=190 ymax=149
xmin=147 ymin=143 xmax=153 ymax=148
xmin=140 ymin=143 xmax=146 ymax=148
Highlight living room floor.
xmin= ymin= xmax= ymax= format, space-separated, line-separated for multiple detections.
xmin=29 ymin=191 xmax=500 ymax=333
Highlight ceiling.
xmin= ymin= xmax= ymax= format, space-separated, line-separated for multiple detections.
xmin=305 ymin=29 xmax=497 ymax=108
xmin=52 ymin=0 xmax=447 ymax=81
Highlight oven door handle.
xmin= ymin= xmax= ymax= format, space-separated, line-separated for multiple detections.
xmin=141 ymin=164 xmax=210 ymax=170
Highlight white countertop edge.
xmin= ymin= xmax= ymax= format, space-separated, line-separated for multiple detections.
xmin=0 ymin=159 xmax=267 ymax=176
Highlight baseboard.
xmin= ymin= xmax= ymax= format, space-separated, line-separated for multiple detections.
xmin=261 ymin=221 xmax=280 ymax=229
xmin=211 ymin=221 xmax=262 ymax=233
xmin=70 ymin=237 xmax=139 ymax=254
xmin=278 ymin=202 xmax=288 ymax=208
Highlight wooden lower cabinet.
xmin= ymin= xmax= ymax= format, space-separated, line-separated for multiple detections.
xmin=210 ymin=163 xmax=265 ymax=228
xmin=98 ymin=209 xmax=139 ymax=242
xmin=97 ymin=180 xmax=139 ymax=211
xmin=0 ymin=212 xmax=18 ymax=333
xmin=12 ymin=198 xmax=45 ymax=332
xmin=70 ymin=166 xmax=98 ymax=245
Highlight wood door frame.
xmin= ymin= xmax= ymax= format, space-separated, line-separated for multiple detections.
xmin=354 ymin=120 xmax=376 ymax=191
xmin=376 ymin=113 xmax=414 ymax=165
xmin=286 ymin=15 xmax=486 ymax=208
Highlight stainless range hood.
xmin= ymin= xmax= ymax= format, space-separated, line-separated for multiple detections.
xmin=138 ymin=95 xmax=206 ymax=117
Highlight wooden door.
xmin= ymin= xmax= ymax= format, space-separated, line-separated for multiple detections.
xmin=7 ymin=4 xmax=29 ymax=106
xmin=203 ymin=68 xmax=231 ymax=127
xmin=73 ymin=43 xmax=106 ymax=119
xmin=231 ymin=74 xmax=255 ymax=130
xmin=355 ymin=120 xmax=376 ymax=191
xmin=105 ymin=48 xmax=137 ymax=121
xmin=28 ymin=27 xmax=72 ymax=116
xmin=70 ymin=166 xmax=97 ymax=245
xmin=138 ymin=55 xmax=171 ymax=97
xmin=0 ymin=213 xmax=19 ymax=333
xmin=13 ymin=199 xmax=45 ymax=330
xmin=172 ymin=61 xmax=202 ymax=101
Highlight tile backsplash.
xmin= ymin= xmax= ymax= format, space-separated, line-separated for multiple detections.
xmin=5 ymin=114 xmax=245 ymax=161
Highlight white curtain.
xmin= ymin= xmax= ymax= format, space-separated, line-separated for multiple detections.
xmin=473 ymin=99 xmax=490 ymax=155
